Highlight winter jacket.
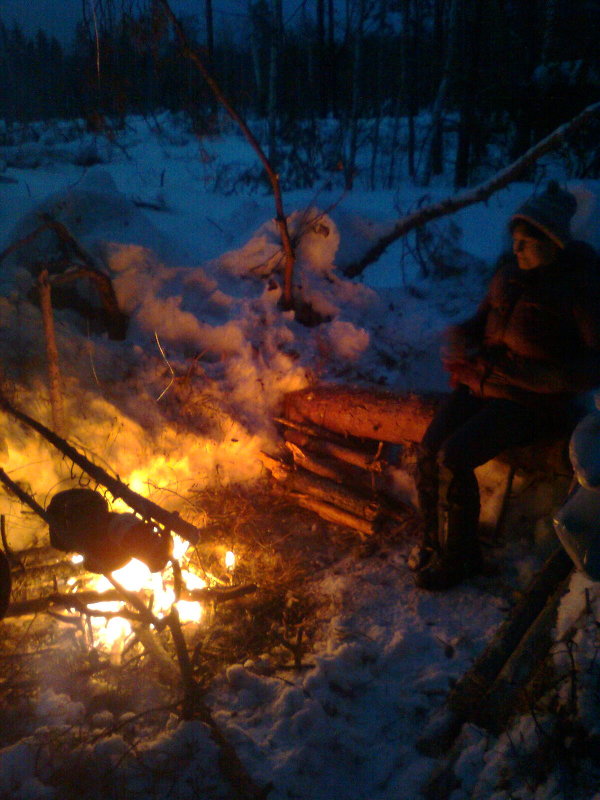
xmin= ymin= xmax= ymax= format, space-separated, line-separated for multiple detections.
xmin=448 ymin=240 xmax=600 ymax=407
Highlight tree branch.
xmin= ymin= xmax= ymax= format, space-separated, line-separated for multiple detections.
xmin=0 ymin=395 xmax=202 ymax=545
xmin=344 ymin=100 xmax=600 ymax=277
xmin=156 ymin=0 xmax=296 ymax=311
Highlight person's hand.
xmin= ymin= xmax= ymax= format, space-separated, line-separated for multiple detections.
xmin=442 ymin=356 xmax=485 ymax=391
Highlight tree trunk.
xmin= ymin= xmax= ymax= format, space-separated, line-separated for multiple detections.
xmin=345 ymin=0 xmax=366 ymax=190
xmin=316 ymin=0 xmax=327 ymax=116
xmin=267 ymin=0 xmax=283 ymax=168
xmin=421 ymin=0 xmax=460 ymax=185
xmin=205 ymin=0 xmax=215 ymax=67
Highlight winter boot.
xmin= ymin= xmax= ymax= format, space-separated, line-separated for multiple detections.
xmin=413 ymin=465 xmax=482 ymax=591
xmin=413 ymin=512 xmax=482 ymax=590
xmin=409 ymin=447 xmax=441 ymax=573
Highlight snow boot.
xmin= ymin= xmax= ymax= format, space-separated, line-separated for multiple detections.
xmin=409 ymin=446 xmax=441 ymax=572
xmin=413 ymin=465 xmax=482 ymax=591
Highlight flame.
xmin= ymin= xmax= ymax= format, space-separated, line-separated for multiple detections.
xmin=175 ymin=600 xmax=204 ymax=623
xmin=83 ymin=555 xmax=208 ymax=650
xmin=225 ymin=550 xmax=236 ymax=570
xmin=172 ymin=535 xmax=190 ymax=561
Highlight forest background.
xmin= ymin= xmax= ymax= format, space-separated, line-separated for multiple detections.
xmin=2 ymin=0 xmax=600 ymax=195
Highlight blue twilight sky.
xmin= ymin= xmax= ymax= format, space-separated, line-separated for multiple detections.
xmin=0 ymin=0 xmax=259 ymax=45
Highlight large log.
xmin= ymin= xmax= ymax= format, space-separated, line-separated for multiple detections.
xmin=282 ymin=385 xmax=442 ymax=444
xmin=281 ymin=385 xmax=572 ymax=475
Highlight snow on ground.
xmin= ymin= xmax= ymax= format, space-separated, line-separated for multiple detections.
xmin=1 ymin=114 xmax=600 ymax=799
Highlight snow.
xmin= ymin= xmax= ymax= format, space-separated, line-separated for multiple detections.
xmin=1 ymin=113 xmax=600 ymax=799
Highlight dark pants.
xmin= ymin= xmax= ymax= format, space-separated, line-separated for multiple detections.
xmin=415 ymin=384 xmax=569 ymax=553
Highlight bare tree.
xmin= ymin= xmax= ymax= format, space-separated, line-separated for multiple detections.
xmin=156 ymin=0 xmax=297 ymax=309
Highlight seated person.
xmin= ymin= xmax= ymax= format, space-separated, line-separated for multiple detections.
xmin=410 ymin=181 xmax=600 ymax=590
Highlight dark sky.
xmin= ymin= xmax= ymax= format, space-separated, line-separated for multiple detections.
xmin=0 ymin=0 xmax=253 ymax=44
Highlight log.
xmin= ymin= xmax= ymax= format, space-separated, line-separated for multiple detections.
xmin=293 ymin=495 xmax=376 ymax=537
xmin=5 ymin=588 xmax=122 ymax=618
xmin=417 ymin=545 xmax=573 ymax=756
xmin=283 ymin=428 xmax=384 ymax=472
xmin=281 ymin=385 xmax=571 ymax=475
xmin=276 ymin=417 xmax=384 ymax=465
xmin=282 ymin=385 xmax=442 ymax=444
xmin=284 ymin=468 xmax=381 ymax=521
xmin=285 ymin=441 xmax=385 ymax=497
xmin=474 ymin=571 xmax=571 ymax=732
xmin=446 ymin=545 xmax=572 ymax=720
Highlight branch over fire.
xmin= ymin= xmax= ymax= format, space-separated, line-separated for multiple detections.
xmin=0 ymin=393 xmax=201 ymax=545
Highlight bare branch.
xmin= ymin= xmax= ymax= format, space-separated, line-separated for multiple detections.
xmin=344 ymin=101 xmax=600 ymax=277
xmin=156 ymin=0 xmax=296 ymax=311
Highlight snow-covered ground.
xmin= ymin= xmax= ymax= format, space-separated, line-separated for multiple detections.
xmin=1 ymin=114 xmax=600 ymax=799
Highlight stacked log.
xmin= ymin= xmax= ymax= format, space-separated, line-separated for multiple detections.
xmin=282 ymin=385 xmax=442 ymax=443
xmin=266 ymin=387 xmax=440 ymax=537
xmin=269 ymin=385 xmax=572 ymax=537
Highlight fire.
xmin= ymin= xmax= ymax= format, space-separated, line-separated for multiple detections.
xmin=81 ymin=535 xmax=210 ymax=651
xmin=225 ymin=550 xmax=236 ymax=570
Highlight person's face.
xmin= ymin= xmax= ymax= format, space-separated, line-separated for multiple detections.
xmin=512 ymin=223 xmax=560 ymax=270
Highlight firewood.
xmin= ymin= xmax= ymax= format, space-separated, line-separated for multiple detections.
xmin=474 ymin=571 xmax=571 ymax=733
xmin=446 ymin=546 xmax=572 ymax=720
xmin=282 ymin=385 xmax=442 ymax=444
xmin=284 ymin=429 xmax=384 ymax=471
xmin=285 ymin=442 xmax=382 ymax=494
xmin=281 ymin=385 xmax=571 ymax=476
xmin=294 ymin=495 xmax=376 ymax=537
xmin=417 ymin=546 xmax=573 ymax=757
xmin=5 ymin=588 xmax=122 ymax=618
xmin=275 ymin=416 xmax=383 ymax=462
xmin=285 ymin=468 xmax=381 ymax=521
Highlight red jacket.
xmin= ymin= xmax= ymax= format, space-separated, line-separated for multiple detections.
xmin=446 ymin=241 xmax=600 ymax=406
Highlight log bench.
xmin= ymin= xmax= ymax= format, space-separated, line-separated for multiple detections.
xmin=271 ymin=384 xmax=573 ymax=539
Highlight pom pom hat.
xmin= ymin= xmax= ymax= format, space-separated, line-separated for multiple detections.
xmin=511 ymin=180 xmax=577 ymax=248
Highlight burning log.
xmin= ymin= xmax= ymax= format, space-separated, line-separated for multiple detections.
xmin=0 ymin=393 xmax=201 ymax=545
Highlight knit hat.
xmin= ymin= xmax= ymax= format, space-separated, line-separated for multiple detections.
xmin=511 ymin=180 xmax=577 ymax=248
